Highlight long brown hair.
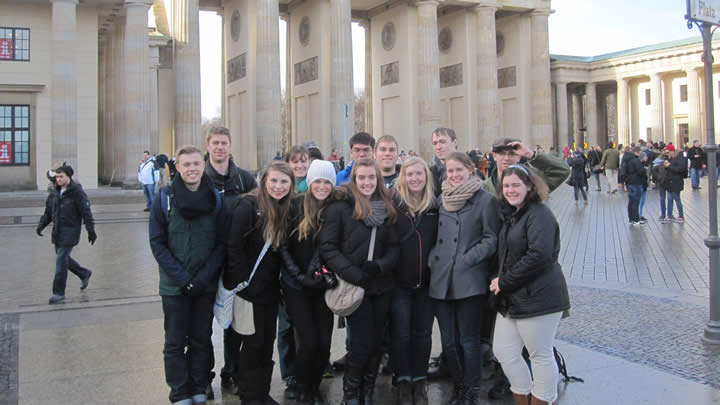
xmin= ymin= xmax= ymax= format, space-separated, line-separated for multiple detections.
xmin=348 ymin=158 xmax=396 ymax=223
xmin=298 ymin=186 xmax=332 ymax=240
xmin=255 ymin=161 xmax=295 ymax=248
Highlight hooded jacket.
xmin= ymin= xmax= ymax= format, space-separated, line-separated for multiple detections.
xmin=391 ymin=191 xmax=439 ymax=289
xmin=38 ymin=181 xmax=95 ymax=247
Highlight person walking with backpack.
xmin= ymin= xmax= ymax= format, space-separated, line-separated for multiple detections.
xmin=318 ymin=158 xmax=399 ymax=405
xmin=490 ymin=165 xmax=570 ymax=405
xmin=149 ymin=145 xmax=226 ymax=405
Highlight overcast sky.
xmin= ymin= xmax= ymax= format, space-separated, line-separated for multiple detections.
xmin=198 ymin=1 xmax=700 ymax=118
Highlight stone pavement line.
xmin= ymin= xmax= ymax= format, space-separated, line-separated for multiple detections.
xmin=558 ymin=285 xmax=720 ymax=389
xmin=0 ymin=314 xmax=19 ymax=405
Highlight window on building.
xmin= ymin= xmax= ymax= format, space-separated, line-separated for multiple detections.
xmin=680 ymin=84 xmax=688 ymax=102
xmin=0 ymin=28 xmax=30 ymax=61
xmin=646 ymin=127 xmax=652 ymax=140
xmin=0 ymin=105 xmax=30 ymax=165
xmin=645 ymin=89 xmax=651 ymax=105
xmin=679 ymin=123 xmax=689 ymax=146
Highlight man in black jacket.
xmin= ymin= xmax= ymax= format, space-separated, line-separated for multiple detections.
xmin=36 ymin=165 xmax=97 ymax=304
xmin=625 ymin=147 xmax=648 ymax=225
xmin=688 ymin=140 xmax=705 ymax=189
xmin=203 ymin=126 xmax=257 ymax=397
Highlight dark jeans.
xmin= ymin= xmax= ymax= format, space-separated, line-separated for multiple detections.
xmin=573 ymin=184 xmax=587 ymax=201
xmin=667 ymin=191 xmax=684 ymax=217
xmin=591 ymin=172 xmax=601 ymax=190
xmin=434 ymin=294 xmax=486 ymax=386
xmin=284 ymin=288 xmax=333 ymax=389
xmin=346 ymin=292 xmax=392 ymax=373
xmin=233 ymin=300 xmax=279 ymax=401
xmin=277 ymin=301 xmax=297 ymax=380
xmin=626 ymin=184 xmax=643 ymax=222
xmin=53 ymin=246 xmax=91 ymax=296
xmin=221 ymin=327 xmax=242 ymax=380
xmin=658 ymin=187 xmax=667 ymax=217
xmin=161 ymin=293 xmax=215 ymax=403
xmin=390 ymin=287 xmax=434 ymax=380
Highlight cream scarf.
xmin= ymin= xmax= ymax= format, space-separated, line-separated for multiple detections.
xmin=441 ymin=176 xmax=483 ymax=212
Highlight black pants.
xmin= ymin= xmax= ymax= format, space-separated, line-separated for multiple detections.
xmin=346 ymin=292 xmax=392 ymax=373
xmin=390 ymin=287 xmax=434 ymax=380
xmin=232 ymin=300 xmax=279 ymax=401
xmin=277 ymin=300 xmax=297 ymax=380
xmin=161 ymin=293 xmax=215 ymax=403
xmin=221 ymin=327 xmax=242 ymax=380
xmin=284 ymin=287 xmax=333 ymax=390
xmin=434 ymin=295 xmax=486 ymax=386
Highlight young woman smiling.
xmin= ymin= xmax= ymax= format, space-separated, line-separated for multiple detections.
xmin=318 ymin=158 xmax=399 ymax=405
xmin=430 ymin=152 xmax=500 ymax=405
xmin=226 ymin=161 xmax=295 ymax=405
xmin=490 ymin=165 xmax=570 ymax=405
xmin=389 ymin=157 xmax=438 ymax=405
xmin=286 ymin=145 xmax=311 ymax=193
xmin=279 ymin=160 xmax=339 ymax=405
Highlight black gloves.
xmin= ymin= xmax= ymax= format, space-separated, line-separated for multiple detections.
xmin=362 ymin=261 xmax=381 ymax=278
xmin=36 ymin=224 xmax=44 ymax=237
xmin=88 ymin=230 xmax=97 ymax=245
xmin=297 ymin=273 xmax=325 ymax=289
xmin=182 ymin=280 xmax=204 ymax=296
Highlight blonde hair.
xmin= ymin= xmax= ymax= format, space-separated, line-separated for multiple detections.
xmin=176 ymin=145 xmax=204 ymax=161
xmin=395 ymin=157 xmax=434 ymax=215
xmin=348 ymin=158 xmax=396 ymax=223
xmin=255 ymin=161 xmax=295 ymax=248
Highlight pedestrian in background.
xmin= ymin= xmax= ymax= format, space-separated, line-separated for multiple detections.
xmin=490 ymin=164 xmax=570 ymax=405
xmin=37 ymin=165 xmax=96 ymax=304
xmin=688 ymin=140 xmax=705 ymax=190
xmin=568 ymin=151 xmax=588 ymax=205
xmin=587 ymin=145 xmax=603 ymax=191
xmin=624 ymin=147 xmax=648 ymax=226
xmin=663 ymin=150 xmax=686 ymax=223
xmin=139 ymin=150 xmax=160 ymax=211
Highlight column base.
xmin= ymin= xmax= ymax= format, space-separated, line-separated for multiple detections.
xmin=121 ymin=181 xmax=142 ymax=190
xmin=703 ymin=321 xmax=720 ymax=345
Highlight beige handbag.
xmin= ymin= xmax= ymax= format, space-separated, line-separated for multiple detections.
xmin=324 ymin=226 xmax=376 ymax=317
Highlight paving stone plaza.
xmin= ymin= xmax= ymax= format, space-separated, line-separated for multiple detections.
xmin=1 ymin=176 xmax=720 ymax=404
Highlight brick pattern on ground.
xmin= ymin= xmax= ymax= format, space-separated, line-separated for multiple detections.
xmin=558 ymin=285 xmax=720 ymax=389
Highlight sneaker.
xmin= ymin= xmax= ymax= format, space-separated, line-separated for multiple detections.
xmin=630 ymin=221 xmax=645 ymax=226
xmin=660 ymin=217 xmax=669 ymax=224
xmin=284 ymin=376 xmax=297 ymax=399
xmin=638 ymin=219 xmax=648 ymax=224
xmin=143 ymin=207 xmax=150 ymax=212
xmin=666 ymin=215 xmax=675 ymax=222
xmin=676 ymin=216 xmax=685 ymax=223
xmin=48 ymin=294 xmax=65 ymax=304
xmin=80 ymin=270 xmax=92 ymax=290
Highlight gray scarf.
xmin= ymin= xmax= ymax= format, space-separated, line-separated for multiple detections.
xmin=364 ymin=200 xmax=388 ymax=227
xmin=441 ymin=175 xmax=484 ymax=212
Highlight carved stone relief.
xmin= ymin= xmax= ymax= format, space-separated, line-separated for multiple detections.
xmin=496 ymin=32 xmax=505 ymax=56
xmin=498 ymin=66 xmax=516 ymax=88
xmin=299 ymin=16 xmax=310 ymax=47
xmin=382 ymin=23 xmax=396 ymax=51
xmin=231 ymin=10 xmax=240 ymax=42
xmin=381 ymin=61 xmax=399 ymax=86
xmin=438 ymin=27 xmax=452 ymax=54
xmin=228 ymin=53 xmax=246 ymax=83
xmin=440 ymin=63 xmax=462 ymax=88
xmin=294 ymin=56 xmax=318 ymax=85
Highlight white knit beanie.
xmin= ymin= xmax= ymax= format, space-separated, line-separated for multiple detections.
xmin=306 ymin=160 xmax=337 ymax=188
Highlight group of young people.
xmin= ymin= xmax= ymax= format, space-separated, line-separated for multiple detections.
xmin=148 ymin=126 xmax=572 ymax=405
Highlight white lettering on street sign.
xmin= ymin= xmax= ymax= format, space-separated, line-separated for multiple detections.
xmin=690 ymin=0 xmax=720 ymax=25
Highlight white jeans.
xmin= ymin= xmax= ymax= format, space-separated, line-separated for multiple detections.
xmin=605 ymin=168 xmax=618 ymax=191
xmin=493 ymin=311 xmax=563 ymax=403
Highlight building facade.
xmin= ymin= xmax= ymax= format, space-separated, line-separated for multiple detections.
xmin=1 ymin=0 xmax=554 ymax=190
xmin=551 ymin=35 xmax=720 ymax=150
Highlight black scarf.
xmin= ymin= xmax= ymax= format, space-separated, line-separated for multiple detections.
xmin=171 ymin=175 xmax=216 ymax=219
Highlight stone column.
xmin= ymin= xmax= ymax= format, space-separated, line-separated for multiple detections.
xmin=475 ymin=3 xmax=499 ymax=151
xmin=585 ymin=82 xmax=598 ymax=147
xmin=149 ymin=45 xmax=161 ymax=155
xmin=123 ymin=0 xmax=152 ymax=188
xmin=650 ymin=72 xmax=664 ymax=143
xmin=530 ymin=9 xmax=553 ymax=147
xmin=416 ymin=0 xmax=441 ymax=159
xmin=687 ymin=68 xmax=701 ymax=144
xmin=572 ymin=92 xmax=583 ymax=147
xmin=281 ymin=13 xmax=292 ymax=149
xmin=617 ymin=77 xmax=630 ymax=146
xmin=51 ymin=0 xmax=78 ymax=167
xmin=360 ymin=20 xmax=373 ymax=137
xmin=173 ymin=0 xmax=202 ymax=147
xmin=556 ymin=82 xmax=569 ymax=147
xmin=255 ymin=0 xmax=282 ymax=168
xmin=330 ymin=0 xmax=354 ymax=157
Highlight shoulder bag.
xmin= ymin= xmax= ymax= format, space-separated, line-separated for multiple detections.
xmin=324 ymin=227 xmax=376 ymax=317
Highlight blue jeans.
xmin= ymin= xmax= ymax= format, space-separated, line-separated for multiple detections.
xmin=626 ymin=184 xmax=643 ymax=222
xmin=390 ymin=287 xmax=434 ymax=380
xmin=143 ymin=183 xmax=155 ymax=208
xmin=639 ymin=190 xmax=647 ymax=217
xmin=691 ymin=168 xmax=701 ymax=188
xmin=658 ymin=187 xmax=667 ymax=218
xmin=161 ymin=293 xmax=215 ymax=403
xmin=667 ymin=191 xmax=684 ymax=218
xmin=434 ymin=294 xmax=486 ymax=386
xmin=53 ymin=246 xmax=91 ymax=296
xmin=573 ymin=185 xmax=587 ymax=201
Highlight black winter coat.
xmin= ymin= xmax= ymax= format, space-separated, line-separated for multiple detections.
xmin=664 ymin=156 xmax=687 ymax=193
xmin=567 ymin=157 xmax=586 ymax=187
xmin=38 ymin=181 xmax=95 ymax=247
xmin=225 ymin=195 xmax=283 ymax=304
xmin=688 ymin=146 xmax=705 ymax=169
xmin=496 ymin=201 xmax=570 ymax=319
xmin=624 ymin=155 xmax=647 ymax=186
xmin=391 ymin=192 xmax=439 ymax=289
xmin=204 ymin=159 xmax=258 ymax=210
xmin=318 ymin=189 xmax=399 ymax=296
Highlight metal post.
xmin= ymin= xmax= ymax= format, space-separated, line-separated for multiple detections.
xmin=700 ymin=22 xmax=720 ymax=344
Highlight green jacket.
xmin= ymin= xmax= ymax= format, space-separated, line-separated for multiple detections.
xmin=482 ymin=152 xmax=570 ymax=196
xmin=600 ymin=148 xmax=620 ymax=170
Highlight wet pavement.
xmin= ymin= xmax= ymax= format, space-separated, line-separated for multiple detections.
xmin=2 ymin=179 xmax=720 ymax=404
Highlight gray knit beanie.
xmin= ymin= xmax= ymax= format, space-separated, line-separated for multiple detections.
xmin=306 ymin=160 xmax=337 ymax=188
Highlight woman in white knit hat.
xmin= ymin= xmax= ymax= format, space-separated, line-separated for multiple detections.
xmin=278 ymin=159 xmax=340 ymax=405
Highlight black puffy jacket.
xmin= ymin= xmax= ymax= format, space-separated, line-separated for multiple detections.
xmin=318 ymin=187 xmax=399 ymax=296
xmin=225 ymin=195 xmax=283 ymax=304
xmin=496 ymin=200 xmax=570 ymax=319
xmin=38 ymin=181 xmax=95 ymax=247
xmin=391 ymin=192 xmax=438 ymax=289
xmin=664 ymin=156 xmax=687 ymax=193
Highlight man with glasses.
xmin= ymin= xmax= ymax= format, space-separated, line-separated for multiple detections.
xmin=336 ymin=132 xmax=376 ymax=185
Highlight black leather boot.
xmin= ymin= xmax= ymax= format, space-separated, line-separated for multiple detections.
xmin=393 ymin=381 xmax=413 ymax=405
xmin=461 ymin=385 xmax=482 ymax=405
xmin=447 ymin=381 xmax=466 ymax=405
xmin=296 ymin=383 xmax=313 ymax=405
xmin=412 ymin=379 xmax=429 ymax=405
xmin=341 ymin=364 xmax=363 ymax=405
xmin=361 ymin=354 xmax=382 ymax=405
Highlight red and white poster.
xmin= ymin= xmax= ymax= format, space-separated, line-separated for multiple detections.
xmin=0 ymin=39 xmax=12 ymax=60
xmin=0 ymin=142 xmax=12 ymax=164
